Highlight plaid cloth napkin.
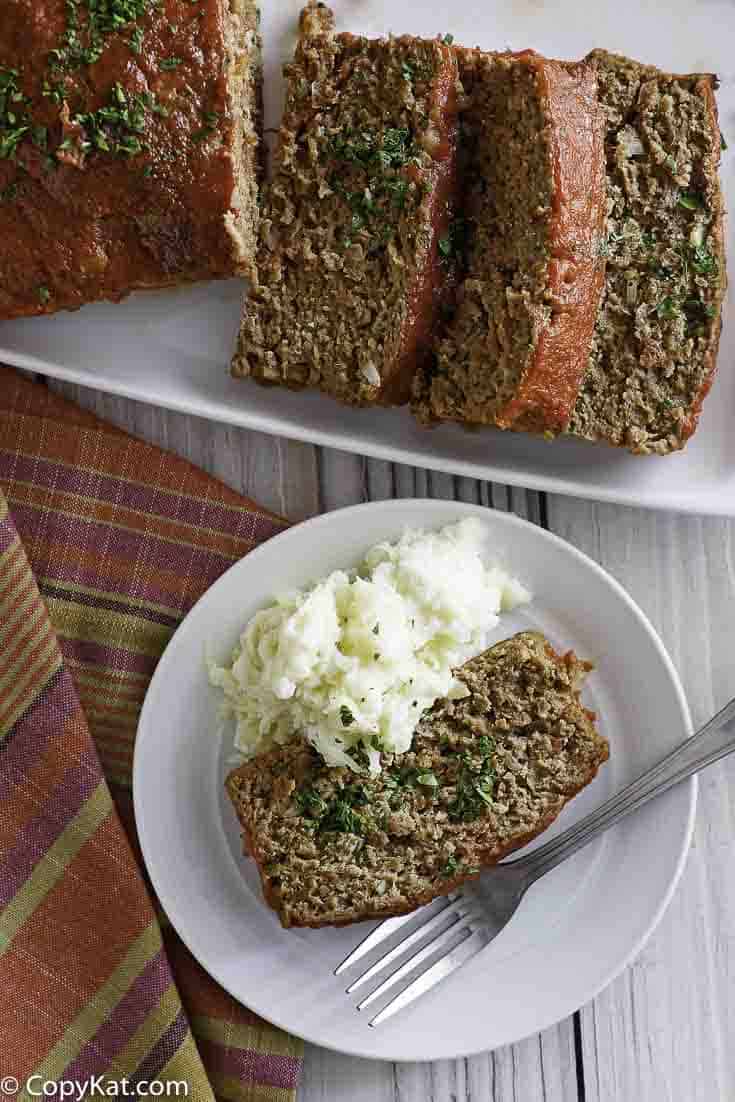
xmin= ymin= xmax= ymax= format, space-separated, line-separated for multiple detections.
xmin=0 ymin=368 xmax=303 ymax=1101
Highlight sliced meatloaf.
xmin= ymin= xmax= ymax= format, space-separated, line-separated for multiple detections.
xmin=0 ymin=0 xmax=261 ymax=320
xmin=231 ymin=4 xmax=459 ymax=405
xmin=568 ymin=50 xmax=726 ymax=454
xmin=412 ymin=49 xmax=607 ymax=435
xmin=225 ymin=631 xmax=609 ymax=929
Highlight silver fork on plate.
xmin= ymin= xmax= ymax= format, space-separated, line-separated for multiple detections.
xmin=335 ymin=696 xmax=735 ymax=1027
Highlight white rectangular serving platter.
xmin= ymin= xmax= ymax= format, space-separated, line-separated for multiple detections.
xmin=1 ymin=0 xmax=734 ymax=515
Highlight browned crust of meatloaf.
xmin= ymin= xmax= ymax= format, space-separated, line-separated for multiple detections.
xmin=499 ymin=56 xmax=607 ymax=433
xmin=0 ymin=0 xmax=259 ymax=321
xmin=225 ymin=631 xmax=609 ymax=929
xmin=411 ymin=49 xmax=606 ymax=435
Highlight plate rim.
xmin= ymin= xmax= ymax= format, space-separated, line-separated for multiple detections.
xmin=5 ymin=349 xmax=734 ymax=517
xmin=133 ymin=498 xmax=697 ymax=1061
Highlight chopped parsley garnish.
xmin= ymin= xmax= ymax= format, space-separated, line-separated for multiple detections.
xmin=441 ymin=33 xmax=454 ymax=45
xmin=295 ymin=781 xmax=369 ymax=836
xmin=38 ymin=285 xmax=51 ymax=305
xmin=442 ymin=855 xmax=458 ymax=877
xmin=477 ymin=735 xmax=494 ymax=756
xmin=678 ymin=191 xmax=704 ymax=211
xmin=379 ymin=127 xmax=414 ymax=168
xmin=58 ymin=82 xmax=158 ymax=161
xmin=42 ymin=78 xmax=66 ymax=105
xmin=0 ymin=68 xmax=25 ymax=115
xmin=656 ymin=296 xmax=680 ymax=320
xmin=327 ymin=126 xmax=419 ymax=249
xmin=192 ymin=111 xmax=219 ymax=142
xmin=400 ymin=57 xmax=434 ymax=84
xmin=160 ymin=56 xmax=183 ymax=70
xmin=441 ymin=855 xmax=478 ymax=877
xmin=383 ymin=177 xmax=409 ymax=207
xmin=49 ymin=0 xmax=160 ymax=74
xmin=339 ymin=705 xmax=355 ymax=727
xmin=0 ymin=69 xmax=30 ymax=161
xmin=690 ymin=244 xmax=716 ymax=276
xmin=49 ymin=23 xmax=104 ymax=71
xmin=294 ymin=787 xmax=328 ymax=818
xmin=87 ymin=0 xmax=159 ymax=35
xmin=683 ymin=297 xmax=716 ymax=331
xmin=320 ymin=798 xmax=364 ymax=835
xmin=0 ymin=126 xmax=29 ymax=160
xmin=720 ymin=131 xmax=728 ymax=151
xmin=341 ymin=783 xmax=369 ymax=807
xmin=385 ymin=766 xmax=412 ymax=788
xmin=447 ymin=736 xmax=496 ymax=822
xmin=329 ymin=127 xmax=414 ymax=171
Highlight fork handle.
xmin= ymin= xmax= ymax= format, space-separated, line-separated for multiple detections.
xmin=515 ymin=696 xmax=735 ymax=883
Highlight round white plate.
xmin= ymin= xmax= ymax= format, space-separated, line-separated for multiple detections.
xmin=133 ymin=500 xmax=695 ymax=1062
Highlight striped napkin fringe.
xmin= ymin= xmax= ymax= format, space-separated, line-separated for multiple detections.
xmin=0 ymin=369 xmax=302 ymax=1102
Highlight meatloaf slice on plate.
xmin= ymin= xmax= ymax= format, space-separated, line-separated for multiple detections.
xmin=567 ymin=50 xmax=726 ymax=455
xmin=225 ymin=631 xmax=609 ymax=929
xmin=412 ymin=49 xmax=607 ymax=435
xmin=231 ymin=4 xmax=459 ymax=406
xmin=0 ymin=0 xmax=260 ymax=320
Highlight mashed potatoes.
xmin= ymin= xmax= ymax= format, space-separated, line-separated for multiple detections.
xmin=209 ymin=518 xmax=530 ymax=772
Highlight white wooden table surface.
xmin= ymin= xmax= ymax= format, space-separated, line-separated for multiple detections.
xmin=45 ymin=377 xmax=735 ymax=1102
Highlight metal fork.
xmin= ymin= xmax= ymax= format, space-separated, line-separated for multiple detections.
xmin=335 ymin=696 xmax=735 ymax=1026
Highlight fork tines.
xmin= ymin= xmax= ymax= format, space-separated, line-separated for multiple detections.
xmin=334 ymin=892 xmax=489 ymax=1026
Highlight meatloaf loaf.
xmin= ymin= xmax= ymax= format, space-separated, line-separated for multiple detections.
xmin=0 ymin=0 xmax=261 ymax=320
xmin=567 ymin=50 xmax=726 ymax=454
xmin=225 ymin=631 xmax=609 ymax=929
xmin=411 ymin=49 xmax=607 ymax=435
xmin=231 ymin=4 xmax=458 ymax=405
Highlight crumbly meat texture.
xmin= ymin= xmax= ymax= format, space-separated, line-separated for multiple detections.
xmin=231 ymin=4 xmax=458 ymax=405
xmin=412 ymin=50 xmax=606 ymax=434
xmin=568 ymin=50 xmax=726 ymax=454
xmin=0 ymin=0 xmax=260 ymax=321
xmin=226 ymin=631 xmax=609 ymax=929
xmin=223 ymin=0 xmax=262 ymax=273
